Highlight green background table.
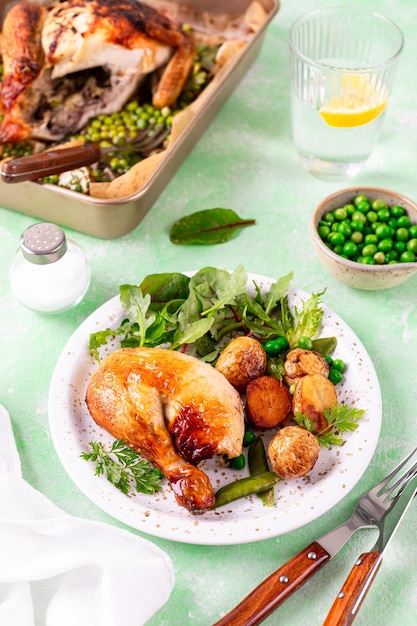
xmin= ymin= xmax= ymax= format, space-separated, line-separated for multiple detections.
xmin=1 ymin=1 xmax=416 ymax=624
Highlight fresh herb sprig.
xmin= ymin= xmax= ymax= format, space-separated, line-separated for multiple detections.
xmin=80 ymin=440 xmax=163 ymax=495
xmin=294 ymin=405 xmax=365 ymax=448
xmin=88 ymin=266 xmax=328 ymax=362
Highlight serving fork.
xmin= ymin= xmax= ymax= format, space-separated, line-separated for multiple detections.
xmin=0 ymin=123 xmax=170 ymax=184
xmin=213 ymin=446 xmax=417 ymax=626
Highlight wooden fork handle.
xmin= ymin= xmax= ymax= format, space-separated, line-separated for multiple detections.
xmin=323 ymin=551 xmax=383 ymax=626
xmin=213 ymin=542 xmax=331 ymax=626
xmin=1 ymin=143 xmax=101 ymax=183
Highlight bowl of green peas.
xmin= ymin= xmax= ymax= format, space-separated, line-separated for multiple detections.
xmin=310 ymin=187 xmax=417 ymax=290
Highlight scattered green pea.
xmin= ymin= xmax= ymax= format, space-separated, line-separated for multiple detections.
xmin=298 ymin=336 xmax=313 ymax=350
xmin=230 ymin=454 xmax=246 ymax=470
xmin=329 ymin=368 xmax=343 ymax=384
xmin=264 ymin=336 xmax=289 ymax=355
xmin=243 ymin=430 xmax=256 ymax=447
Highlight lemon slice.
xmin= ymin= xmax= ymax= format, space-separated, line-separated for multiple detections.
xmin=320 ymin=73 xmax=388 ymax=128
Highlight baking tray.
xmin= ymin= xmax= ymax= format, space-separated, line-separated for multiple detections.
xmin=0 ymin=0 xmax=279 ymax=238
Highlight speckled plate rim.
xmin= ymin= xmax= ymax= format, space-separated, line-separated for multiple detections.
xmin=48 ymin=273 xmax=382 ymax=545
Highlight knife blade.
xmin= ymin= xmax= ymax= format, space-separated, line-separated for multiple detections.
xmin=322 ymin=471 xmax=417 ymax=626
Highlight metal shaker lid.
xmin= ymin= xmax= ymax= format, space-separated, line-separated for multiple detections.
xmin=20 ymin=222 xmax=67 ymax=265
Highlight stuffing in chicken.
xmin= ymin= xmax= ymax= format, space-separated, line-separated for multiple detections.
xmin=0 ymin=0 xmax=194 ymax=143
xmin=85 ymin=347 xmax=245 ymax=513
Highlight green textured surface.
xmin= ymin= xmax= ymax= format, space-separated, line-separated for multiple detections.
xmin=1 ymin=0 xmax=417 ymax=624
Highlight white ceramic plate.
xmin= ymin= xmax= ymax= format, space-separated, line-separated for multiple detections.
xmin=48 ymin=273 xmax=382 ymax=545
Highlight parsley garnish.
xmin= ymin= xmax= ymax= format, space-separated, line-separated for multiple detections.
xmin=294 ymin=404 xmax=365 ymax=448
xmin=80 ymin=440 xmax=163 ymax=495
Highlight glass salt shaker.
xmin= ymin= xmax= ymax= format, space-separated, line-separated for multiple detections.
xmin=9 ymin=222 xmax=91 ymax=313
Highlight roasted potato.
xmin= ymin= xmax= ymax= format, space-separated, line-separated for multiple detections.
xmin=246 ymin=376 xmax=292 ymax=429
xmin=292 ymin=373 xmax=337 ymax=433
xmin=215 ymin=336 xmax=267 ymax=391
xmin=267 ymin=425 xmax=320 ymax=479
xmin=284 ymin=348 xmax=329 ymax=386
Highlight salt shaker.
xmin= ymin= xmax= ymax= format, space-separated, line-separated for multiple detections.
xmin=9 ymin=222 xmax=91 ymax=313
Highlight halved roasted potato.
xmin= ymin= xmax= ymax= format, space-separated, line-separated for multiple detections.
xmin=246 ymin=376 xmax=292 ymax=429
xmin=284 ymin=348 xmax=329 ymax=387
xmin=267 ymin=425 xmax=320 ymax=479
xmin=292 ymin=373 xmax=337 ymax=433
xmin=215 ymin=336 xmax=267 ymax=391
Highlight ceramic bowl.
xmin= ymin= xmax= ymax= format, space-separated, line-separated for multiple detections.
xmin=310 ymin=186 xmax=417 ymax=290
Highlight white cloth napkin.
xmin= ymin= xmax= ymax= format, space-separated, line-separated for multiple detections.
xmin=0 ymin=403 xmax=174 ymax=626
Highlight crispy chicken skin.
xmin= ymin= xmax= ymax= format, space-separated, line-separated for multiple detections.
xmin=85 ymin=347 xmax=245 ymax=513
xmin=0 ymin=0 xmax=194 ymax=142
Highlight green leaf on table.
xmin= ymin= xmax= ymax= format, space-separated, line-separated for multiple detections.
xmin=169 ymin=208 xmax=256 ymax=245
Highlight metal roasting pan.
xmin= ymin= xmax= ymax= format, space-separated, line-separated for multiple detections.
xmin=0 ymin=0 xmax=279 ymax=238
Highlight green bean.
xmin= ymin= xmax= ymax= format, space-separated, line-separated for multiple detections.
xmin=248 ymin=437 xmax=275 ymax=506
xmin=213 ymin=472 xmax=280 ymax=509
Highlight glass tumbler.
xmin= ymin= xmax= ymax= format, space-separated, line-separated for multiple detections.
xmin=289 ymin=7 xmax=404 ymax=180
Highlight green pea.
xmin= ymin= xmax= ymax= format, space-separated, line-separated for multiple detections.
xmin=344 ymin=203 xmax=356 ymax=215
xmin=324 ymin=354 xmax=333 ymax=366
xmin=366 ymin=210 xmax=378 ymax=223
xmin=334 ymin=207 xmax=348 ymax=221
xmin=343 ymin=241 xmax=359 ymax=258
xmin=329 ymin=368 xmax=343 ymax=384
xmin=386 ymin=250 xmax=399 ymax=262
xmin=351 ymin=211 xmax=367 ymax=224
xmin=372 ymin=199 xmax=387 ymax=211
xmin=332 ymin=358 xmax=346 ymax=372
xmin=324 ymin=212 xmax=336 ymax=223
xmin=373 ymin=251 xmax=385 ymax=264
xmin=397 ymin=215 xmax=412 ymax=228
xmin=338 ymin=222 xmax=352 ymax=237
xmin=362 ymin=243 xmax=378 ymax=257
xmin=350 ymin=219 xmax=364 ymax=232
xmin=356 ymin=201 xmax=371 ymax=213
xmin=243 ymin=430 xmax=256 ymax=447
xmin=390 ymin=205 xmax=406 ymax=218
xmin=328 ymin=231 xmax=345 ymax=246
xmin=407 ymin=238 xmax=417 ymax=254
xmin=230 ymin=454 xmax=246 ymax=470
xmin=378 ymin=238 xmax=393 ymax=252
xmin=354 ymin=194 xmax=369 ymax=206
xmin=396 ymin=227 xmax=409 ymax=242
xmin=375 ymin=224 xmax=391 ymax=239
xmin=318 ymin=223 xmax=331 ymax=240
xmin=400 ymin=250 xmax=416 ymax=263
xmin=264 ymin=336 xmax=289 ymax=355
xmin=409 ymin=225 xmax=417 ymax=238
xmin=364 ymin=233 xmax=378 ymax=245
xmin=394 ymin=240 xmax=407 ymax=253
xmin=351 ymin=231 xmax=363 ymax=244
xmin=377 ymin=208 xmax=390 ymax=222
xmin=298 ymin=336 xmax=313 ymax=350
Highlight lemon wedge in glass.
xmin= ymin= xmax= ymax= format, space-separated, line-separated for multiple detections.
xmin=320 ymin=73 xmax=388 ymax=128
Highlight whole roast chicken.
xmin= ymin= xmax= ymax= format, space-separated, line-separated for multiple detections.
xmin=0 ymin=0 xmax=194 ymax=143
xmin=85 ymin=347 xmax=245 ymax=513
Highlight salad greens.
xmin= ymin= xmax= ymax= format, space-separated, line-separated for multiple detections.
xmin=88 ymin=266 xmax=327 ymax=362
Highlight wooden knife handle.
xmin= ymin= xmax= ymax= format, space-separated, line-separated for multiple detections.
xmin=213 ymin=542 xmax=331 ymax=626
xmin=323 ymin=551 xmax=383 ymax=626
xmin=1 ymin=143 xmax=101 ymax=183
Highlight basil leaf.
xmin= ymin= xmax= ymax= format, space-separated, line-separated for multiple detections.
xmin=169 ymin=208 xmax=256 ymax=245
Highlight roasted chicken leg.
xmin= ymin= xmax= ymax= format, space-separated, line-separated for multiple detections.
xmin=85 ymin=347 xmax=245 ymax=513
